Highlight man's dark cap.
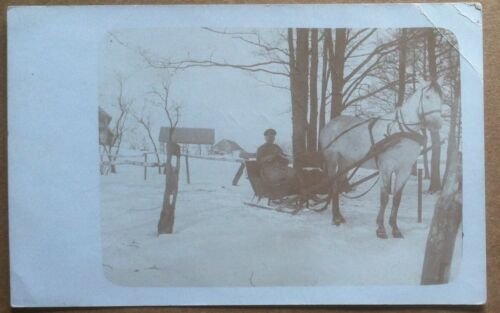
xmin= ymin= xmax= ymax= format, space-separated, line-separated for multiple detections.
xmin=264 ymin=128 xmax=277 ymax=136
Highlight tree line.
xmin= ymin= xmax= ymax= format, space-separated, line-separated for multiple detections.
xmin=289 ymin=28 xmax=460 ymax=193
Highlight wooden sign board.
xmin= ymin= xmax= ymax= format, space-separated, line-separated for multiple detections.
xmin=158 ymin=127 xmax=215 ymax=145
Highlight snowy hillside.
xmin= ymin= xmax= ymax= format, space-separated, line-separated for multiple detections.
xmin=100 ymin=157 xmax=461 ymax=287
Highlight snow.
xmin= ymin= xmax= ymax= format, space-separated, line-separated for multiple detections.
xmin=100 ymin=156 xmax=461 ymax=287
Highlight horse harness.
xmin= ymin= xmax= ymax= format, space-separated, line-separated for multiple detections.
xmin=323 ymin=88 xmax=436 ymax=185
xmin=345 ymin=89 xmax=439 ymax=197
xmin=334 ymin=113 xmax=428 ymax=198
xmin=324 ymin=87 xmax=436 ymax=159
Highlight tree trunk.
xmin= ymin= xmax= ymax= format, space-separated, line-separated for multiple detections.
xmin=158 ymin=143 xmax=181 ymax=234
xmin=421 ymin=146 xmax=462 ymax=284
xmin=142 ymin=121 xmax=162 ymax=174
xmin=423 ymin=38 xmax=428 ymax=81
xmin=308 ymin=29 xmax=319 ymax=153
xmin=412 ymin=41 xmax=417 ymax=93
xmin=427 ymin=29 xmax=437 ymax=83
xmin=326 ymin=28 xmax=346 ymax=212
xmin=291 ymin=28 xmax=309 ymax=168
xmin=288 ymin=29 xmax=298 ymax=166
xmin=428 ymin=130 xmax=441 ymax=193
xmin=397 ymin=29 xmax=407 ymax=108
xmin=318 ymin=29 xmax=330 ymax=137
xmin=400 ymin=29 xmax=412 ymax=173
xmin=330 ymin=28 xmax=346 ymax=118
xmin=427 ymin=29 xmax=441 ymax=193
xmin=443 ymin=52 xmax=461 ymax=183
xmin=423 ymin=130 xmax=430 ymax=179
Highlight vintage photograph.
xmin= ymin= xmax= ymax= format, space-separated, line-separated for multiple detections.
xmin=98 ymin=27 xmax=462 ymax=287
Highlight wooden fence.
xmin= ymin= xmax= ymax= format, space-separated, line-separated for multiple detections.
xmin=101 ymin=152 xmax=244 ymax=182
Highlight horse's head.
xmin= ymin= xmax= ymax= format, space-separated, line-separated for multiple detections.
xmin=415 ymin=81 xmax=443 ymax=132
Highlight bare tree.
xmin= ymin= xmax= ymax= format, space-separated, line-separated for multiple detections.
xmin=421 ymin=27 xmax=462 ymax=284
xmin=290 ymin=28 xmax=309 ymax=168
xmin=439 ymin=30 xmax=461 ymax=184
xmin=427 ymin=29 xmax=442 ymax=193
xmin=329 ymin=28 xmax=346 ymax=118
xmin=318 ymin=29 xmax=331 ymax=135
xmin=158 ymin=106 xmax=181 ymax=235
xmin=397 ymin=29 xmax=408 ymax=108
xmin=103 ymin=75 xmax=132 ymax=174
xmin=308 ymin=28 xmax=319 ymax=153
xmin=148 ymin=77 xmax=183 ymax=234
xmin=421 ymin=142 xmax=461 ymax=284
xmin=131 ymin=104 xmax=162 ymax=174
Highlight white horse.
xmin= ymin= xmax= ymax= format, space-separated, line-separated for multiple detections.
xmin=319 ymin=82 xmax=443 ymax=239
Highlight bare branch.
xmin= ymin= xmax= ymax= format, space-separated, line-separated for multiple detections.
xmin=232 ymin=35 xmax=290 ymax=57
xmin=343 ymin=51 xmax=392 ymax=100
xmin=202 ymin=27 xmax=256 ymax=36
xmin=146 ymin=58 xmax=290 ymax=77
xmin=131 ymin=105 xmax=163 ymax=169
xmin=344 ymin=80 xmax=399 ymax=108
xmin=344 ymin=43 xmax=398 ymax=83
xmin=345 ymin=29 xmax=377 ymax=60
xmin=346 ymin=29 xmax=369 ymax=46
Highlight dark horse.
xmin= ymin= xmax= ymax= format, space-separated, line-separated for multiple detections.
xmin=319 ymin=82 xmax=443 ymax=239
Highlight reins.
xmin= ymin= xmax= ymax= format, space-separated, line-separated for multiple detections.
xmin=342 ymin=176 xmax=380 ymax=199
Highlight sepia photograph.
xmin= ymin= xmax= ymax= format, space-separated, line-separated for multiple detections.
xmin=7 ymin=4 xmax=485 ymax=306
xmin=99 ymin=26 xmax=463 ymax=287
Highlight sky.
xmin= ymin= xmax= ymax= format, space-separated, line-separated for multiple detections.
xmin=99 ymin=28 xmax=294 ymax=152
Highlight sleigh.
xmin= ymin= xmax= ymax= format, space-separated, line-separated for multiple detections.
xmin=243 ymin=158 xmax=329 ymax=214
xmin=243 ymin=131 xmax=430 ymax=215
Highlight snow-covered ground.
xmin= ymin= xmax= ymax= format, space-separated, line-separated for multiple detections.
xmin=100 ymin=156 xmax=461 ymax=287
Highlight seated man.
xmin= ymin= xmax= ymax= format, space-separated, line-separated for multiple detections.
xmin=256 ymin=129 xmax=298 ymax=187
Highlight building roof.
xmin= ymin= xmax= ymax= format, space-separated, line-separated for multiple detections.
xmin=213 ymin=139 xmax=243 ymax=152
xmin=158 ymin=127 xmax=215 ymax=145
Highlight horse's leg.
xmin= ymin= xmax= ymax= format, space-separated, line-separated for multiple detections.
xmin=338 ymin=171 xmax=352 ymax=193
xmin=331 ymin=180 xmax=345 ymax=225
xmin=325 ymin=152 xmax=344 ymax=225
xmin=389 ymin=188 xmax=404 ymax=238
xmin=389 ymin=169 xmax=411 ymax=238
xmin=331 ymin=158 xmax=350 ymax=224
xmin=376 ymin=171 xmax=391 ymax=239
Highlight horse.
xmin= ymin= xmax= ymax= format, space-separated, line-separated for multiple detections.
xmin=318 ymin=82 xmax=443 ymax=239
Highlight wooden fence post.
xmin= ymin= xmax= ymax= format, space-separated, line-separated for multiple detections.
xmin=185 ymin=155 xmax=191 ymax=184
xmin=158 ymin=143 xmax=181 ymax=235
xmin=232 ymin=162 xmax=245 ymax=186
xmin=144 ymin=153 xmax=148 ymax=181
xmin=418 ymin=168 xmax=423 ymax=222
